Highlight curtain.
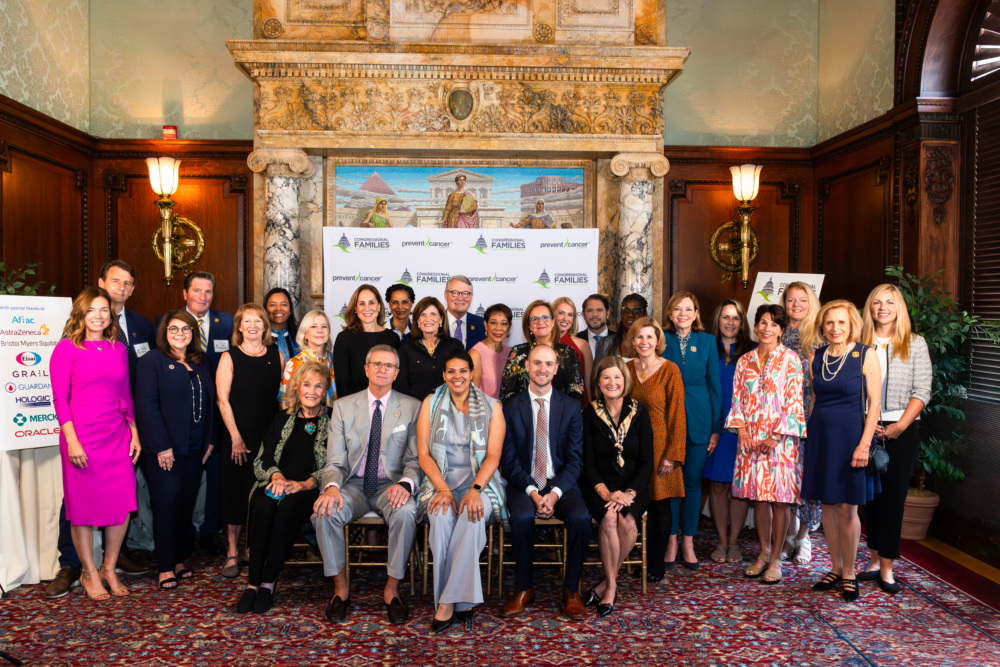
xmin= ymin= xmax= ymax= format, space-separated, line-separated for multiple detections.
xmin=0 ymin=447 xmax=62 ymax=595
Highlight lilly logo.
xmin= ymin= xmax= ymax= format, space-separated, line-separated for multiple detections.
xmin=533 ymin=269 xmax=551 ymax=289
xmin=470 ymin=235 xmax=488 ymax=254
xmin=13 ymin=414 xmax=26 ymax=427
xmin=334 ymin=233 xmax=351 ymax=253
xmin=16 ymin=352 xmax=41 ymax=366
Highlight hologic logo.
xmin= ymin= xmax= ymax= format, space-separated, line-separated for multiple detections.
xmin=16 ymin=352 xmax=41 ymax=366
xmin=533 ymin=269 xmax=551 ymax=289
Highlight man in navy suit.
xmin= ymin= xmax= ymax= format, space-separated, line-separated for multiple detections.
xmin=499 ymin=344 xmax=590 ymax=620
xmin=443 ymin=275 xmax=485 ymax=351
xmin=576 ymin=293 xmax=615 ymax=359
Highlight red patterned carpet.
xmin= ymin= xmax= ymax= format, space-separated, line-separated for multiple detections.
xmin=3 ymin=528 xmax=1000 ymax=666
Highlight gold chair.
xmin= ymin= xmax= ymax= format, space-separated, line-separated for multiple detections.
xmin=582 ymin=512 xmax=647 ymax=594
xmin=496 ymin=518 xmax=566 ymax=597
xmin=421 ymin=522 xmax=494 ymax=595
xmin=344 ymin=511 xmax=417 ymax=592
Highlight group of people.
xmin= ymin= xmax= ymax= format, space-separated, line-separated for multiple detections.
xmin=47 ymin=260 xmax=933 ymax=630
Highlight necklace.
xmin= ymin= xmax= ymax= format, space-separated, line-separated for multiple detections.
xmin=241 ymin=343 xmax=265 ymax=357
xmin=189 ymin=372 xmax=203 ymax=423
xmin=822 ymin=344 xmax=851 ymax=381
xmin=450 ymin=403 xmax=470 ymax=449
xmin=636 ymin=358 xmax=658 ymax=379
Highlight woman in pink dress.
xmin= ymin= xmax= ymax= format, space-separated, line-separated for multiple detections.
xmin=470 ymin=303 xmax=512 ymax=399
xmin=51 ymin=287 xmax=141 ymax=600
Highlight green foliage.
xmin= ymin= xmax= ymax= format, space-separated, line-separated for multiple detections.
xmin=885 ymin=266 xmax=1000 ymax=489
xmin=0 ymin=262 xmax=56 ymax=296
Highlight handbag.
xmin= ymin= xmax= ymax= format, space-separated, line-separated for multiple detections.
xmin=860 ymin=346 xmax=890 ymax=474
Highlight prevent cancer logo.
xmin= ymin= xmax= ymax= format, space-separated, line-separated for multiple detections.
xmin=533 ymin=269 xmax=551 ymax=289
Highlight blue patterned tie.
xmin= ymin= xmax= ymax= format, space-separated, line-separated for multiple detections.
xmin=454 ymin=319 xmax=463 ymax=345
xmin=363 ymin=399 xmax=382 ymax=498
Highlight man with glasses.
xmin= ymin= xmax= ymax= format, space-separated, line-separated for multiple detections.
xmin=595 ymin=293 xmax=648 ymax=361
xmin=576 ymin=293 xmax=615 ymax=359
xmin=313 ymin=345 xmax=422 ymax=625
xmin=443 ymin=275 xmax=485 ymax=351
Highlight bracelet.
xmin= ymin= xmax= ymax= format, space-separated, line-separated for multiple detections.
xmin=436 ymin=488 xmax=452 ymax=493
xmin=595 ymin=483 xmax=607 ymax=492
xmin=626 ymin=489 xmax=636 ymax=497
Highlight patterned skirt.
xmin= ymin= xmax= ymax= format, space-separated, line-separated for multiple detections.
xmin=731 ymin=434 xmax=803 ymax=504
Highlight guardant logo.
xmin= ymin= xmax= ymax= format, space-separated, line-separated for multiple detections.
xmin=533 ymin=269 xmax=551 ymax=289
xmin=335 ymin=233 xmax=351 ymax=253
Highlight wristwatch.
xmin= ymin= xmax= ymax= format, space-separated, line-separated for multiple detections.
xmin=472 ymin=483 xmax=483 ymax=492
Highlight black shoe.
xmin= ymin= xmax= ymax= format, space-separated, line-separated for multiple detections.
xmin=455 ymin=609 xmax=474 ymax=625
xmin=386 ymin=596 xmax=409 ymax=625
xmin=681 ymin=560 xmax=700 ymax=571
xmin=325 ymin=594 xmax=351 ymax=623
xmin=235 ymin=588 xmax=256 ymax=614
xmin=877 ymin=576 xmax=901 ymax=595
xmin=253 ymin=588 xmax=274 ymax=614
xmin=432 ymin=614 xmax=455 ymax=633
xmin=842 ymin=579 xmax=860 ymax=602
xmin=199 ymin=534 xmax=223 ymax=557
xmin=664 ymin=560 xmax=676 ymax=570
xmin=646 ymin=570 xmax=664 ymax=583
xmin=857 ymin=569 xmax=880 ymax=582
xmin=597 ymin=591 xmax=617 ymax=617
xmin=115 ymin=552 xmax=153 ymax=576
xmin=812 ymin=572 xmax=842 ymax=592
xmin=584 ymin=586 xmax=600 ymax=606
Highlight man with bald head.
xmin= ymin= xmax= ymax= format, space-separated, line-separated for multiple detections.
xmin=499 ymin=344 xmax=589 ymax=620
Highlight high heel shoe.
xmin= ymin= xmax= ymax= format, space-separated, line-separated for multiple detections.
xmin=80 ymin=569 xmax=110 ymax=601
xmin=597 ymin=591 xmax=617 ymax=617
xmin=584 ymin=578 xmax=604 ymax=606
xmin=432 ymin=615 xmax=455 ymax=633
xmin=99 ymin=567 xmax=129 ymax=597
xmin=455 ymin=609 xmax=474 ymax=626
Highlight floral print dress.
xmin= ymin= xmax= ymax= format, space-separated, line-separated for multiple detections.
xmin=499 ymin=341 xmax=585 ymax=405
xmin=725 ymin=344 xmax=807 ymax=503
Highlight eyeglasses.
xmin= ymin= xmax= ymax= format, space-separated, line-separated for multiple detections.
xmin=528 ymin=315 xmax=554 ymax=325
xmin=621 ymin=307 xmax=646 ymax=316
xmin=367 ymin=361 xmax=398 ymax=371
xmin=167 ymin=326 xmax=193 ymax=334
xmin=446 ymin=290 xmax=472 ymax=299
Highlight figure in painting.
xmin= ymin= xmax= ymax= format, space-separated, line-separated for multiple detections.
xmin=441 ymin=175 xmax=479 ymax=228
xmin=512 ymin=200 xmax=556 ymax=229
xmin=361 ymin=197 xmax=393 ymax=228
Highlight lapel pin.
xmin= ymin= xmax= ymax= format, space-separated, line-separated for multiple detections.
xmin=168 ymin=364 xmax=175 ymax=369
xmin=393 ymin=413 xmax=399 ymax=418
xmin=214 ymin=318 xmax=219 ymax=323
xmin=691 ymin=346 xmax=697 ymax=352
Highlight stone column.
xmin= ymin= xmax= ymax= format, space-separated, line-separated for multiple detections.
xmin=247 ymin=148 xmax=316 ymax=311
xmin=607 ymin=153 xmax=670 ymax=316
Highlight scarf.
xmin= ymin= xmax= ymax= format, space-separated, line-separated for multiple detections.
xmin=591 ymin=397 xmax=640 ymax=469
xmin=417 ymin=384 xmax=508 ymax=526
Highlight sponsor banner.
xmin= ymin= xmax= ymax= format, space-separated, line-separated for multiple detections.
xmin=0 ymin=295 xmax=72 ymax=451
xmin=323 ymin=228 xmax=599 ymax=347
xmin=747 ymin=272 xmax=825 ymax=341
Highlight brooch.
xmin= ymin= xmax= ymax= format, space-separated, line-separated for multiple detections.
xmin=852 ymin=351 xmax=860 ymax=358
xmin=305 ymin=422 xmax=316 ymax=434
xmin=690 ymin=346 xmax=697 ymax=352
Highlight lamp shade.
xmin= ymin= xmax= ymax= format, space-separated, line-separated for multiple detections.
xmin=729 ymin=164 xmax=762 ymax=202
xmin=146 ymin=157 xmax=181 ymax=196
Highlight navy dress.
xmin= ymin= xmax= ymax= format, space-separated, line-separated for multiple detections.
xmin=703 ymin=342 xmax=742 ymax=483
xmin=802 ymin=344 xmax=880 ymax=505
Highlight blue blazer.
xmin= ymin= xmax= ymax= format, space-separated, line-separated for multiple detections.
xmin=122 ymin=308 xmax=155 ymax=390
xmin=662 ymin=330 xmax=723 ymax=444
xmin=500 ymin=388 xmax=583 ymax=494
xmin=156 ymin=308 xmax=233 ymax=377
xmin=464 ymin=312 xmax=486 ymax=351
xmin=135 ymin=349 xmax=215 ymax=456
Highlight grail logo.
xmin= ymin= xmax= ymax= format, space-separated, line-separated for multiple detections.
xmin=334 ymin=233 xmax=351 ymax=253
xmin=16 ymin=352 xmax=41 ymax=366
xmin=533 ymin=269 xmax=551 ymax=289
xmin=470 ymin=236 xmax=488 ymax=254
xmin=13 ymin=414 xmax=26 ymax=426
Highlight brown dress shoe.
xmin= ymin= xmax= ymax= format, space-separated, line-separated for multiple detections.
xmin=500 ymin=589 xmax=535 ymax=618
xmin=44 ymin=566 xmax=81 ymax=599
xmin=115 ymin=551 xmax=153 ymax=576
xmin=563 ymin=588 xmax=586 ymax=620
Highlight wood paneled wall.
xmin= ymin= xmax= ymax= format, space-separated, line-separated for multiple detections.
xmin=0 ymin=95 xmax=253 ymax=324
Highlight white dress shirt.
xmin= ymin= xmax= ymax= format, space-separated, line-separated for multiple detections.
xmin=447 ymin=311 xmax=468 ymax=343
xmin=117 ymin=310 xmax=130 ymax=343
xmin=187 ymin=308 xmax=210 ymax=346
xmin=526 ymin=386 xmax=562 ymax=499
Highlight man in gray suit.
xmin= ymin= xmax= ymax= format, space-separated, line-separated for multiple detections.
xmin=312 ymin=344 xmax=422 ymax=625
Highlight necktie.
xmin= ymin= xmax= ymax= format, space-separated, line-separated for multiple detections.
xmin=454 ymin=319 xmax=463 ymax=345
xmin=198 ymin=318 xmax=208 ymax=353
xmin=593 ymin=334 xmax=603 ymax=352
xmin=363 ymin=399 xmax=382 ymax=498
xmin=117 ymin=314 xmax=128 ymax=346
xmin=533 ymin=397 xmax=548 ymax=488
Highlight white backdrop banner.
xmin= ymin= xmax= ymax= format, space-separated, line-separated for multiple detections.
xmin=0 ymin=295 xmax=72 ymax=451
xmin=323 ymin=228 xmax=600 ymax=346
xmin=747 ymin=272 xmax=825 ymax=340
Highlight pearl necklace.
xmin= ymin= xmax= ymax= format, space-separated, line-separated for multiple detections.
xmin=189 ymin=372 xmax=203 ymax=423
xmin=822 ymin=344 xmax=851 ymax=381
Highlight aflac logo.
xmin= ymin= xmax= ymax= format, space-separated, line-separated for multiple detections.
xmin=12 ymin=316 xmax=35 ymax=324
xmin=13 ymin=414 xmax=26 ymax=427
xmin=16 ymin=352 xmax=41 ymax=366
xmin=533 ymin=269 xmax=551 ymax=289
xmin=334 ymin=233 xmax=351 ymax=253
xmin=470 ymin=235 xmax=488 ymax=255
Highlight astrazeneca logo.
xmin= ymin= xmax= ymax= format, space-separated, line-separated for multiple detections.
xmin=331 ymin=272 xmax=383 ymax=283
xmin=539 ymin=239 xmax=591 ymax=249
xmin=403 ymin=238 xmax=451 ymax=249
xmin=354 ymin=237 xmax=391 ymax=249
xmin=16 ymin=351 xmax=41 ymax=366
xmin=415 ymin=273 xmax=451 ymax=284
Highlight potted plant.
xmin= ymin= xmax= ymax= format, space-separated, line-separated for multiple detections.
xmin=0 ymin=262 xmax=55 ymax=296
xmin=885 ymin=266 xmax=999 ymax=539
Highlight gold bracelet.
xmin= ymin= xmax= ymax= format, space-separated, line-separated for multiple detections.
xmin=436 ymin=488 xmax=452 ymax=493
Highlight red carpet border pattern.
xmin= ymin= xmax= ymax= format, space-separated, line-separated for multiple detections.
xmin=3 ymin=530 xmax=1000 ymax=666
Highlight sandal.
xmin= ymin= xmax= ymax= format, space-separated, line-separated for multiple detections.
xmin=99 ymin=566 xmax=129 ymax=597
xmin=779 ymin=537 xmax=796 ymax=561
xmin=792 ymin=535 xmax=813 ymax=565
xmin=743 ymin=556 xmax=768 ymax=579
xmin=221 ymin=556 xmax=240 ymax=579
xmin=175 ymin=568 xmax=194 ymax=580
xmin=812 ymin=572 xmax=842 ymax=592
xmin=762 ymin=560 xmax=783 ymax=585
xmin=726 ymin=545 xmax=743 ymax=563
xmin=159 ymin=577 xmax=179 ymax=590
xmin=710 ymin=545 xmax=727 ymax=564
xmin=80 ymin=569 xmax=110 ymax=601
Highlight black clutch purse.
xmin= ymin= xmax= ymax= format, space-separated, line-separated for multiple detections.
xmin=867 ymin=433 xmax=890 ymax=474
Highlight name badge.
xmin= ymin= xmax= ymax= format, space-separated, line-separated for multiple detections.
xmin=134 ymin=342 xmax=150 ymax=357
xmin=214 ymin=339 xmax=230 ymax=353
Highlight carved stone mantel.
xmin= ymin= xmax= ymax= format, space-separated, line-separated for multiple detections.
xmin=247 ymin=147 xmax=316 ymax=179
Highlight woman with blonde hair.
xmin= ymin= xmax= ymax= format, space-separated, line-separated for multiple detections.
xmin=51 ymin=287 xmax=141 ymax=599
xmin=361 ymin=197 xmax=393 ymax=228
xmin=216 ymin=303 xmax=282 ymax=578
xmin=857 ymin=283 xmax=932 ymax=594
xmin=802 ymin=300 xmax=881 ymax=602
xmin=499 ymin=299 xmax=584 ymax=404
xmin=553 ymin=296 xmax=594 ymax=406
xmin=332 ymin=284 xmax=400 ymax=396
xmin=278 ymin=310 xmax=336 ymax=407
xmin=777 ymin=281 xmax=823 ymax=564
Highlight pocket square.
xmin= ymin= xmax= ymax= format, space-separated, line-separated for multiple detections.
xmin=391 ymin=424 xmax=407 ymax=433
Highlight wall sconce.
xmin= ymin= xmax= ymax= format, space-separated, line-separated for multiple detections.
xmin=146 ymin=157 xmax=205 ymax=285
xmin=710 ymin=164 xmax=762 ymax=288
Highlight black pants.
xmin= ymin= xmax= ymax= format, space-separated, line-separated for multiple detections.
xmin=864 ymin=421 xmax=920 ymax=560
xmin=646 ymin=498 xmax=674 ymax=577
xmin=247 ymin=486 xmax=319 ymax=586
xmin=507 ymin=487 xmax=591 ymax=592
xmin=142 ymin=452 xmax=202 ymax=573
